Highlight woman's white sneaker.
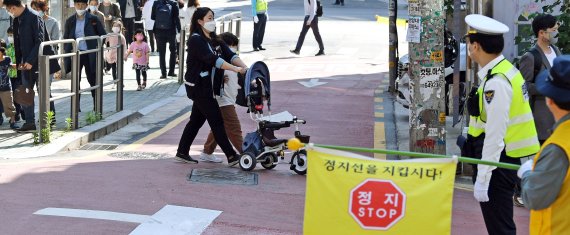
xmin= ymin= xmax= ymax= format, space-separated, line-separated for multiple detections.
xmin=200 ymin=152 xmax=223 ymax=163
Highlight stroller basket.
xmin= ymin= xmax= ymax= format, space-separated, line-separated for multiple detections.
xmin=296 ymin=134 xmax=310 ymax=144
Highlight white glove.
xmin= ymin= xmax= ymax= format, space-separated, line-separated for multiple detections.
xmin=265 ymin=12 xmax=269 ymax=21
xmin=517 ymin=159 xmax=534 ymax=178
xmin=254 ymin=16 xmax=259 ymax=23
xmin=473 ymin=179 xmax=490 ymax=202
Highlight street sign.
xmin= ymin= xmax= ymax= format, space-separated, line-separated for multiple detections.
xmin=348 ymin=179 xmax=406 ymax=230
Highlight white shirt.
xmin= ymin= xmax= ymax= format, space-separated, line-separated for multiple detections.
xmin=475 ymin=55 xmax=514 ymax=184
xmin=179 ymin=6 xmax=196 ymax=32
xmin=142 ymin=0 xmax=155 ymax=30
xmin=303 ymin=0 xmax=317 ymax=23
xmin=545 ymin=46 xmax=557 ymax=67
xmin=216 ymin=70 xmax=240 ymax=107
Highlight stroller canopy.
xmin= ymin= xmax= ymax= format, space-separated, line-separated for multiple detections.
xmin=245 ymin=61 xmax=271 ymax=100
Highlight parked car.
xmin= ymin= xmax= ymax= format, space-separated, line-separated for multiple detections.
xmin=395 ymin=32 xmax=467 ymax=116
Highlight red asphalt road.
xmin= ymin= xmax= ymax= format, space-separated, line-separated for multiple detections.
xmin=0 ymin=77 xmax=529 ymax=234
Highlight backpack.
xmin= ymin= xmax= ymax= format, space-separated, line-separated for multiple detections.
xmin=154 ymin=0 xmax=173 ymax=30
xmin=527 ymin=47 xmax=543 ymax=83
xmin=308 ymin=0 xmax=323 ymax=17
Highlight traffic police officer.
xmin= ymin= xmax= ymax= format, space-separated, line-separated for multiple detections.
xmin=464 ymin=14 xmax=540 ymax=235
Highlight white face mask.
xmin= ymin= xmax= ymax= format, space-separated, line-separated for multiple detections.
xmin=38 ymin=11 xmax=45 ymax=17
xmin=89 ymin=6 xmax=98 ymax=12
xmin=548 ymin=31 xmax=558 ymax=44
xmin=203 ymin=21 xmax=216 ymax=33
xmin=7 ymin=36 xmax=13 ymax=44
xmin=112 ymin=27 xmax=120 ymax=33
xmin=7 ymin=11 xmax=14 ymax=18
xmin=76 ymin=9 xmax=87 ymax=16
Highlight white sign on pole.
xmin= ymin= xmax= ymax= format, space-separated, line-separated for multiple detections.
xmin=406 ymin=17 xmax=422 ymax=43
xmin=408 ymin=0 xmax=421 ymax=15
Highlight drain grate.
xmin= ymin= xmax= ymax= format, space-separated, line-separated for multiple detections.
xmin=189 ymin=168 xmax=258 ymax=185
xmin=80 ymin=144 xmax=119 ymax=151
xmin=108 ymin=152 xmax=172 ymax=160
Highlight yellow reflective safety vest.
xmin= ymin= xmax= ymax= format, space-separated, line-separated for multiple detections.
xmin=467 ymin=59 xmax=540 ymax=158
xmin=255 ymin=0 xmax=268 ymax=13
xmin=530 ymin=119 xmax=570 ymax=235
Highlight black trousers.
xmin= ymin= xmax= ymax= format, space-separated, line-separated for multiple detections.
xmin=294 ymin=15 xmax=324 ymax=52
xmin=123 ymin=17 xmax=135 ymax=46
xmin=155 ymin=33 xmax=177 ymax=76
xmin=78 ymin=53 xmax=96 ymax=106
xmin=471 ymin=148 xmax=520 ymax=235
xmin=147 ymin=30 xmax=155 ymax=52
xmin=252 ymin=13 xmax=267 ymax=49
xmin=177 ymin=97 xmax=237 ymax=158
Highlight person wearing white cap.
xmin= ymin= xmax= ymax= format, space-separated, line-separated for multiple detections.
xmin=463 ymin=14 xmax=540 ymax=235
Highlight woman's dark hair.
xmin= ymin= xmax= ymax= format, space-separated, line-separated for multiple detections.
xmin=188 ymin=0 xmax=199 ymax=7
xmin=189 ymin=7 xmax=221 ymax=46
xmin=468 ymin=33 xmax=504 ymax=54
xmin=532 ymin=14 xmax=557 ymax=37
xmin=133 ymin=29 xmax=147 ymax=42
xmin=31 ymin=0 xmax=48 ymax=11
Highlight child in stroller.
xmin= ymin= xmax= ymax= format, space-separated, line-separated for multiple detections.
xmin=237 ymin=61 xmax=309 ymax=174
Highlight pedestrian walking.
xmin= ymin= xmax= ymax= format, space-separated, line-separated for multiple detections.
xmin=5 ymin=0 xmax=59 ymax=132
xmin=88 ymin=0 xmax=106 ymax=27
xmin=514 ymin=13 xmax=561 ymax=207
xmin=290 ymin=0 xmax=324 ymax=56
xmin=124 ymin=29 xmax=149 ymax=91
xmin=4 ymin=28 xmax=23 ymax=123
xmin=63 ymin=0 xmax=107 ymax=111
xmin=118 ymin=0 xmax=139 ymax=46
xmin=99 ymin=0 xmax=121 ymax=33
xmin=0 ymin=47 xmax=19 ymax=129
xmin=518 ymin=55 xmax=570 ymax=235
xmin=200 ymin=32 xmax=244 ymax=163
xmin=251 ymin=0 xmax=267 ymax=51
xmin=104 ymin=20 xmax=126 ymax=86
xmin=141 ymin=0 xmax=155 ymax=53
xmin=463 ymin=14 xmax=540 ymax=235
xmin=176 ymin=7 xmax=248 ymax=165
xmin=151 ymin=0 xmax=180 ymax=79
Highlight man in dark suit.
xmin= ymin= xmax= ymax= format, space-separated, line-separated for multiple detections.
xmin=5 ymin=0 xmax=59 ymax=132
xmin=117 ymin=0 xmax=140 ymax=45
xmin=63 ymin=0 xmax=106 ymax=109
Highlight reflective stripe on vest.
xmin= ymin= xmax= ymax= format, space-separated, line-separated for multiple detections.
xmin=530 ymin=120 xmax=570 ymax=235
xmin=256 ymin=0 xmax=268 ymax=12
xmin=473 ymin=60 xmax=540 ymax=158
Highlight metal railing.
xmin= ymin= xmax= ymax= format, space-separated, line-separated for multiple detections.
xmin=100 ymin=33 xmax=125 ymax=111
xmin=75 ymin=36 xmax=103 ymax=115
xmin=37 ymin=35 xmax=125 ymax=142
xmin=177 ymin=12 xmax=242 ymax=84
xmin=38 ymin=39 xmax=78 ymax=141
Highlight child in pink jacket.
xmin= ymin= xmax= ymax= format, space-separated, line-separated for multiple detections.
xmin=104 ymin=20 xmax=126 ymax=88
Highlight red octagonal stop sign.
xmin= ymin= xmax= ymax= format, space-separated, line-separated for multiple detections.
xmin=349 ymin=179 xmax=406 ymax=230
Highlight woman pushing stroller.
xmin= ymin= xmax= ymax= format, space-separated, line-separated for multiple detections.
xmin=176 ymin=7 xmax=248 ymax=165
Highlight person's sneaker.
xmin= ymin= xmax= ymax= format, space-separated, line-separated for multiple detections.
xmin=160 ymin=75 xmax=167 ymax=79
xmin=315 ymin=50 xmax=325 ymax=56
xmin=174 ymin=153 xmax=199 ymax=164
xmin=290 ymin=49 xmax=300 ymax=55
xmin=200 ymin=152 xmax=223 ymax=163
xmin=168 ymin=73 xmax=177 ymax=77
xmin=51 ymin=118 xmax=56 ymax=127
xmin=137 ymin=85 xmax=142 ymax=91
xmin=258 ymin=46 xmax=266 ymax=50
xmin=142 ymin=83 xmax=147 ymax=89
xmin=513 ymin=195 xmax=524 ymax=207
xmin=17 ymin=123 xmax=36 ymax=132
xmin=227 ymin=154 xmax=240 ymax=167
xmin=9 ymin=121 xmax=19 ymax=129
xmin=253 ymin=48 xmax=260 ymax=51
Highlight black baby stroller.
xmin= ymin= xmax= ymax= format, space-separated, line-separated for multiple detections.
xmin=237 ymin=61 xmax=310 ymax=175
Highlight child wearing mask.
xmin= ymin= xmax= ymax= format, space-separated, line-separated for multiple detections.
xmin=125 ymin=29 xmax=150 ymax=91
xmin=0 ymin=47 xmax=19 ymax=129
xmin=4 ymin=28 xmax=22 ymax=122
xmin=104 ymin=20 xmax=126 ymax=88
xmin=200 ymin=32 xmax=245 ymax=163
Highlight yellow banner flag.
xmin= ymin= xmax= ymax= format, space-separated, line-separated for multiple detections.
xmin=304 ymin=147 xmax=457 ymax=235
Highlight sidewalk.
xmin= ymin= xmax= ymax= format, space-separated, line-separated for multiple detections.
xmin=0 ymin=52 xmax=183 ymax=159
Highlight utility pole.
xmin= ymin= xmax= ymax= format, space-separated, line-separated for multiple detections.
xmin=388 ymin=0 xmax=398 ymax=93
xmin=408 ymin=0 xmax=446 ymax=154
xmin=451 ymin=0 xmax=462 ymax=126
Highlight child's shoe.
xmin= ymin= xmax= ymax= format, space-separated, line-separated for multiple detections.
xmin=9 ymin=121 xmax=19 ymax=129
xmin=137 ymin=85 xmax=142 ymax=91
xmin=142 ymin=82 xmax=146 ymax=89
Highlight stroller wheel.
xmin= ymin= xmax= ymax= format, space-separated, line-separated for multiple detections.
xmin=290 ymin=150 xmax=308 ymax=175
xmin=261 ymin=153 xmax=278 ymax=170
xmin=239 ymin=152 xmax=257 ymax=171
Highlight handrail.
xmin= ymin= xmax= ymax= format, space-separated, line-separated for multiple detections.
xmin=75 ymin=36 xmax=103 ymax=115
xmin=38 ymin=39 xmax=78 ymax=141
xmin=100 ymin=33 xmax=125 ymax=111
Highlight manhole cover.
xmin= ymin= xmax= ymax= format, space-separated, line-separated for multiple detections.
xmin=108 ymin=152 xmax=172 ymax=160
xmin=189 ymin=168 xmax=258 ymax=185
xmin=80 ymin=144 xmax=119 ymax=150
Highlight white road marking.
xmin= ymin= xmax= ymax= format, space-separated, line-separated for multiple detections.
xmin=298 ymin=78 xmax=328 ymax=88
xmin=34 ymin=205 xmax=222 ymax=235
